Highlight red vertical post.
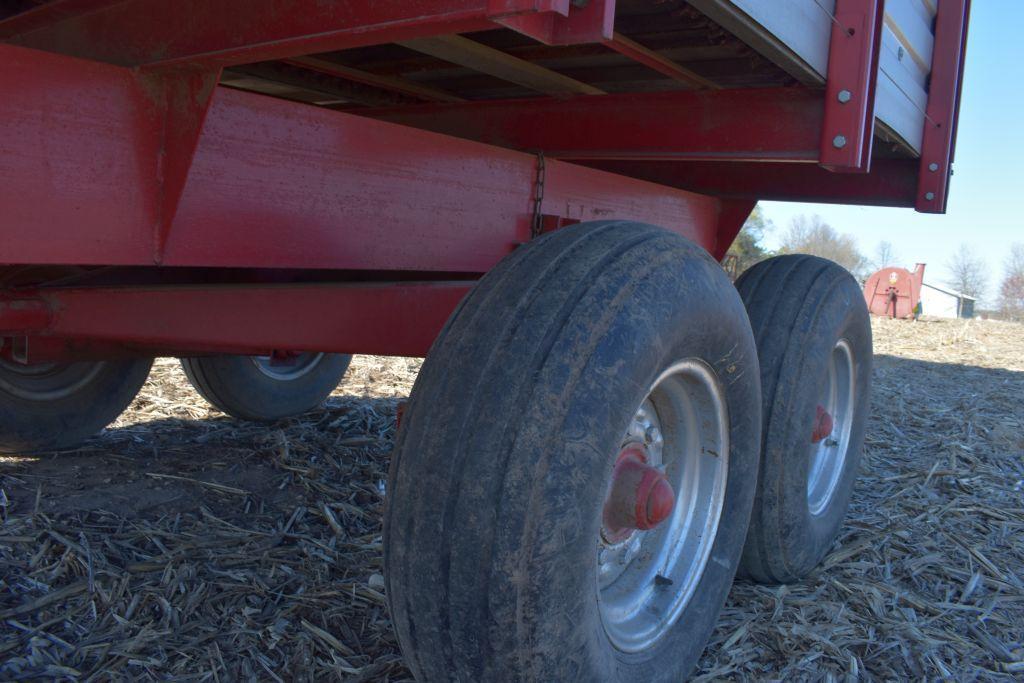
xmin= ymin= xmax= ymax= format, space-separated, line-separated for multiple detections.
xmin=916 ymin=0 xmax=971 ymax=213
xmin=818 ymin=0 xmax=884 ymax=173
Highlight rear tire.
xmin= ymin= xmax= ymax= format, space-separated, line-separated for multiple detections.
xmin=0 ymin=357 xmax=153 ymax=453
xmin=736 ymin=255 xmax=872 ymax=583
xmin=180 ymin=353 xmax=351 ymax=421
xmin=385 ymin=221 xmax=761 ymax=681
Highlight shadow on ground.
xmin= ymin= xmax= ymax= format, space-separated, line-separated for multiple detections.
xmin=1 ymin=352 xmax=1022 ymax=680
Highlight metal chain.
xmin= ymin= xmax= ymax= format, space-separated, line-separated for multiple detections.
xmin=530 ymin=151 xmax=546 ymax=239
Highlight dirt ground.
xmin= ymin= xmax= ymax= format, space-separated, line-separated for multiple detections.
xmin=1 ymin=317 xmax=1022 ymax=681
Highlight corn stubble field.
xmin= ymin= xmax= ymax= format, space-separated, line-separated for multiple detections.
xmin=1 ymin=317 xmax=1022 ymax=681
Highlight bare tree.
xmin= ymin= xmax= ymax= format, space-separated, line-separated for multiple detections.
xmin=998 ymin=243 xmax=1024 ymax=320
xmin=873 ymin=240 xmax=898 ymax=269
xmin=944 ymin=244 xmax=988 ymax=300
xmin=779 ymin=214 xmax=868 ymax=278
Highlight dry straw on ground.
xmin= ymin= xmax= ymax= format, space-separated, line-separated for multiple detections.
xmin=1 ymin=318 xmax=1022 ymax=681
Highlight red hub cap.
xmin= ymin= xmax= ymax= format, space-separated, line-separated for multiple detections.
xmin=602 ymin=444 xmax=676 ymax=543
xmin=811 ymin=404 xmax=834 ymax=444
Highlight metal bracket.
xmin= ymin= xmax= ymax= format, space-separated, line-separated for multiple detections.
xmin=490 ymin=0 xmax=615 ymax=46
xmin=0 ymin=298 xmax=51 ymax=337
xmin=818 ymin=0 xmax=884 ymax=173
xmin=136 ymin=66 xmax=221 ymax=264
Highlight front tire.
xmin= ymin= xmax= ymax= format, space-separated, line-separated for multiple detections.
xmin=736 ymin=255 xmax=872 ymax=584
xmin=0 ymin=357 xmax=153 ymax=453
xmin=385 ymin=221 xmax=761 ymax=681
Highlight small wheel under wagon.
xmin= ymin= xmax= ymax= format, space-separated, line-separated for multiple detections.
xmin=735 ymin=254 xmax=872 ymax=584
xmin=180 ymin=352 xmax=351 ymax=421
xmin=0 ymin=357 xmax=153 ymax=453
xmin=385 ymin=221 xmax=762 ymax=681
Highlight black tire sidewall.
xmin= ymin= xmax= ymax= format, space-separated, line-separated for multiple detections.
xmin=182 ymin=353 xmax=351 ymax=421
xmin=0 ymin=358 xmax=153 ymax=453
xmin=386 ymin=223 xmax=761 ymax=682
xmin=548 ymin=266 xmax=759 ymax=681
xmin=739 ymin=256 xmax=872 ymax=582
xmin=784 ymin=278 xmax=872 ymax=567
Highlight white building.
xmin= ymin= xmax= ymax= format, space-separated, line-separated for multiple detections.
xmin=920 ymin=282 xmax=975 ymax=319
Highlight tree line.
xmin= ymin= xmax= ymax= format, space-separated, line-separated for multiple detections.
xmin=726 ymin=208 xmax=1024 ymax=320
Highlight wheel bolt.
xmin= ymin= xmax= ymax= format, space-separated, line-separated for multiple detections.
xmin=644 ymin=426 xmax=660 ymax=444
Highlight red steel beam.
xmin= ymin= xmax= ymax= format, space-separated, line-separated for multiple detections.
xmin=2 ymin=0 xmax=605 ymax=68
xmin=818 ymin=0 xmax=883 ymax=172
xmin=361 ymin=88 xmax=826 ymax=161
xmin=587 ymin=158 xmax=920 ymax=208
xmin=0 ymin=0 xmax=118 ymax=39
xmin=0 ymin=43 xmax=721 ymax=272
xmin=1 ymin=282 xmax=474 ymax=358
xmin=916 ymin=0 xmax=970 ymax=213
xmin=602 ymin=32 xmax=718 ymax=90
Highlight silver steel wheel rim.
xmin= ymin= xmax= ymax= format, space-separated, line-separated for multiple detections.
xmin=597 ymin=359 xmax=729 ymax=653
xmin=807 ymin=339 xmax=855 ymax=516
xmin=0 ymin=358 xmax=106 ymax=401
xmin=250 ymin=352 xmax=325 ymax=381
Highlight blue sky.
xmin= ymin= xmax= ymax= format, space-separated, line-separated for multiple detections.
xmin=758 ymin=1 xmax=1022 ymax=304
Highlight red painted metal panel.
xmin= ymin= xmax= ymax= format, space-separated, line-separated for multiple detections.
xmin=818 ymin=0 xmax=883 ymax=172
xmin=0 ymin=44 xmax=720 ymax=272
xmin=0 ymin=44 xmax=158 ymax=266
xmin=916 ymin=0 xmax=970 ymax=213
xmin=361 ymin=88 xmax=825 ymax=161
xmin=2 ymin=283 xmax=474 ymax=358
xmin=166 ymin=86 xmax=720 ymax=270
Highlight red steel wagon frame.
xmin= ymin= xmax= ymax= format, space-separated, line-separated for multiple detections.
xmin=0 ymin=0 xmax=967 ymax=362
xmin=0 ymin=1 xmax=970 ymax=679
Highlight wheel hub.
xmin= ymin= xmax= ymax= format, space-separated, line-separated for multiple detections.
xmin=0 ymin=357 xmax=106 ymax=401
xmin=250 ymin=351 xmax=325 ymax=380
xmin=602 ymin=444 xmax=675 ymax=543
xmin=807 ymin=339 xmax=856 ymax=516
xmin=597 ymin=360 xmax=729 ymax=653
xmin=810 ymin=405 xmax=834 ymax=443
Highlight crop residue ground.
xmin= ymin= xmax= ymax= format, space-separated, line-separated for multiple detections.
xmin=1 ymin=318 xmax=1022 ymax=680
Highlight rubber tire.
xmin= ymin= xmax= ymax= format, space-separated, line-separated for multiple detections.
xmin=736 ymin=255 xmax=872 ymax=584
xmin=385 ymin=221 xmax=762 ymax=682
xmin=180 ymin=353 xmax=351 ymax=421
xmin=0 ymin=358 xmax=153 ymax=453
